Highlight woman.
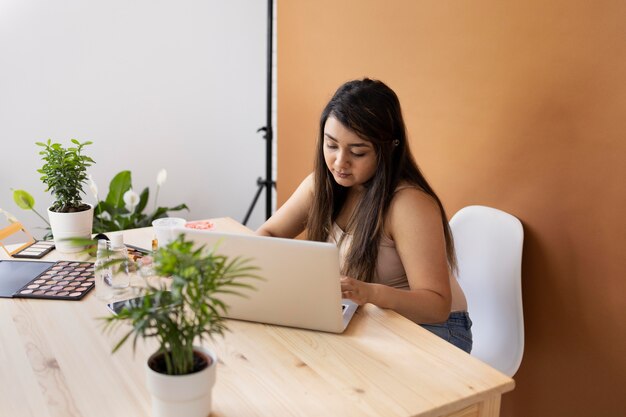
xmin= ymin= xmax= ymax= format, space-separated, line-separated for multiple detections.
xmin=256 ymin=78 xmax=472 ymax=352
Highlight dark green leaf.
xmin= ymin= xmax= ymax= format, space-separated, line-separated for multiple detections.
xmin=135 ymin=187 xmax=149 ymax=214
xmin=105 ymin=170 xmax=132 ymax=208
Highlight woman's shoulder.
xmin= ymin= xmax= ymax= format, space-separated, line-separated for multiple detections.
xmin=393 ymin=181 xmax=417 ymax=193
xmin=386 ymin=184 xmax=441 ymax=234
xmin=392 ymin=182 xmax=433 ymax=201
xmin=303 ymin=172 xmax=315 ymax=187
xmin=287 ymin=173 xmax=316 ymax=207
xmin=293 ymin=172 xmax=315 ymax=194
xmin=384 ymin=186 xmax=441 ymax=242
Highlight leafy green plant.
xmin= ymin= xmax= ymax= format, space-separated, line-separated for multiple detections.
xmin=91 ymin=170 xmax=188 ymax=233
xmin=37 ymin=139 xmax=94 ymax=213
xmin=102 ymin=235 xmax=260 ymax=375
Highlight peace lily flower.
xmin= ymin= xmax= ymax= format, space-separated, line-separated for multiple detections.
xmin=154 ymin=168 xmax=167 ymax=211
xmin=123 ymin=189 xmax=140 ymax=212
xmin=156 ymin=169 xmax=167 ymax=187
xmin=88 ymin=174 xmax=99 ymax=201
xmin=0 ymin=208 xmax=20 ymax=224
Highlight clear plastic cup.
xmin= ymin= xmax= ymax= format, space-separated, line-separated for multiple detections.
xmin=152 ymin=217 xmax=186 ymax=248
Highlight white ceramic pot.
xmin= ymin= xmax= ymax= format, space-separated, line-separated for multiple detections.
xmin=145 ymin=346 xmax=217 ymax=417
xmin=47 ymin=204 xmax=94 ymax=253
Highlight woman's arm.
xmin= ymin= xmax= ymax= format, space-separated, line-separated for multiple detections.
xmin=255 ymin=173 xmax=314 ymax=238
xmin=340 ymin=188 xmax=452 ymax=323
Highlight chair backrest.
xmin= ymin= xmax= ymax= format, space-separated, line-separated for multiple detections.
xmin=449 ymin=205 xmax=524 ymax=377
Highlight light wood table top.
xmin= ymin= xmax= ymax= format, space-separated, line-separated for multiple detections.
xmin=0 ymin=217 xmax=514 ymax=417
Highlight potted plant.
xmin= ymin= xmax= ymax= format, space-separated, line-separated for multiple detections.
xmin=37 ymin=138 xmax=95 ymax=252
xmin=102 ymin=234 xmax=259 ymax=417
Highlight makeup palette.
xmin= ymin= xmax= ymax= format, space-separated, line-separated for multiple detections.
xmin=11 ymin=240 xmax=56 ymax=259
xmin=0 ymin=260 xmax=95 ymax=300
xmin=0 ymin=222 xmax=53 ymax=259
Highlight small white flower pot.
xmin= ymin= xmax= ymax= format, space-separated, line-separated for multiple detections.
xmin=145 ymin=346 xmax=217 ymax=417
xmin=47 ymin=204 xmax=94 ymax=253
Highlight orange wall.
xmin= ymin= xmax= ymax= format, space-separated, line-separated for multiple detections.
xmin=277 ymin=1 xmax=626 ymax=416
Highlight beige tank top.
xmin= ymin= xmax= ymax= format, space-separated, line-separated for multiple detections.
xmin=329 ymin=223 xmax=410 ymax=289
xmin=328 ymin=185 xmax=416 ymax=288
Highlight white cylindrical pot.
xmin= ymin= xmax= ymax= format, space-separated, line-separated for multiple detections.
xmin=146 ymin=346 xmax=217 ymax=417
xmin=47 ymin=204 xmax=94 ymax=253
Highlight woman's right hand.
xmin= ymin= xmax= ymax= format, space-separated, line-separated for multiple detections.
xmin=340 ymin=276 xmax=376 ymax=305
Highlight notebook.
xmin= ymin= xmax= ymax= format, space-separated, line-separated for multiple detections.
xmin=177 ymin=228 xmax=358 ymax=333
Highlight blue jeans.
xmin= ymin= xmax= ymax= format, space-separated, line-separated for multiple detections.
xmin=420 ymin=311 xmax=473 ymax=353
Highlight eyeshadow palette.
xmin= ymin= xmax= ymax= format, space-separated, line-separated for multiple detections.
xmin=0 ymin=260 xmax=95 ymax=300
xmin=11 ymin=240 xmax=55 ymax=259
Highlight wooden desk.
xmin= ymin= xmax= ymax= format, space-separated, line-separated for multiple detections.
xmin=0 ymin=218 xmax=514 ymax=417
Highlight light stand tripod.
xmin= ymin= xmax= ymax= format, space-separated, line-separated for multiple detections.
xmin=242 ymin=0 xmax=275 ymax=226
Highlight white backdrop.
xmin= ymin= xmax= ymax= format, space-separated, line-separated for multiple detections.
xmin=0 ymin=0 xmax=272 ymax=238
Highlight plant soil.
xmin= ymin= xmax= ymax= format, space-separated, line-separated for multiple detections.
xmin=52 ymin=203 xmax=92 ymax=213
xmin=148 ymin=350 xmax=211 ymax=375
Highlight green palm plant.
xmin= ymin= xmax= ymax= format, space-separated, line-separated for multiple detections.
xmin=102 ymin=234 xmax=260 ymax=375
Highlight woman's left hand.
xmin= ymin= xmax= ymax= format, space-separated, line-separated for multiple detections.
xmin=340 ymin=276 xmax=372 ymax=305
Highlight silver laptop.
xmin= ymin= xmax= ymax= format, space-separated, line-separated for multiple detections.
xmin=176 ymin=228 xmax=358 ymax=333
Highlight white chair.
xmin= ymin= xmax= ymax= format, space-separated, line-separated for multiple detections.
xmin=449 ymin=205 xmax=524 ymax=377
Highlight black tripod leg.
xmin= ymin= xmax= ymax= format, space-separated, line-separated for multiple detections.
xmin=243 ymin=178 xmax=266 ymax=226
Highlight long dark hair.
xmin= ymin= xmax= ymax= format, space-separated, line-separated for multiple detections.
xmin=307 ymin=78 xmax=456 ymax=282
